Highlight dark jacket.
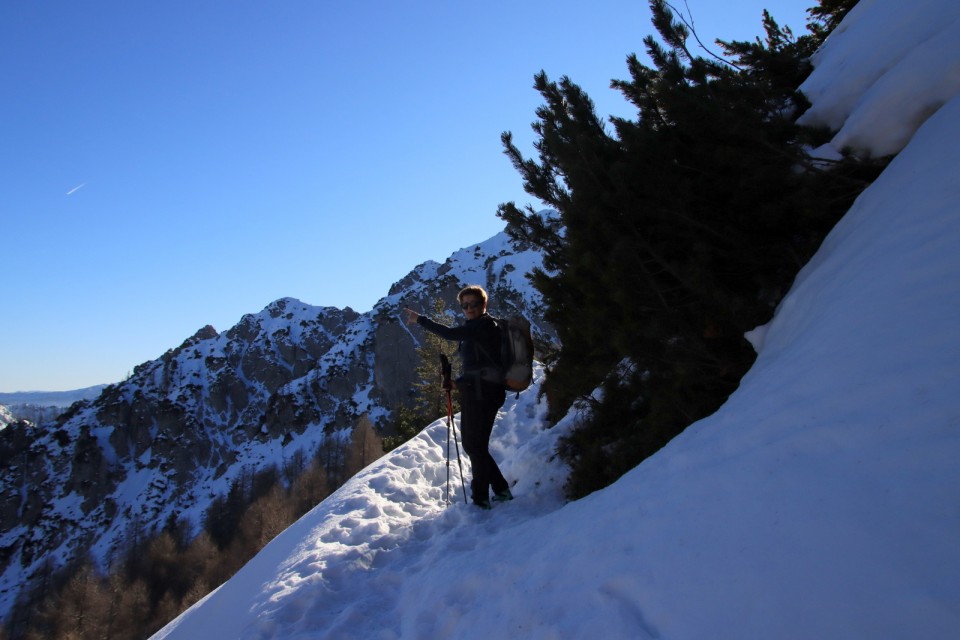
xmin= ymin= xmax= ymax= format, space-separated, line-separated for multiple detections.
xmin=417 ymin=313 xmax=502 ymax=383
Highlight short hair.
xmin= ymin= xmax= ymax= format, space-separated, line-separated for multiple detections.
xmin=457 ymin=285 xmax=488 ymax=306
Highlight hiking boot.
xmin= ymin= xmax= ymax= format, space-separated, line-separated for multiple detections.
xmin=492 ymin=489 xmax=514 ymax=503
xmin=473 ymin=499 xmax=492 ymax=510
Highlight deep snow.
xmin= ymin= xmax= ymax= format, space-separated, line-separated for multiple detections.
xmin=155 ymin=1 xmax=960 ymax=638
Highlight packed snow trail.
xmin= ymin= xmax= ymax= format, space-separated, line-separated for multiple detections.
xmin=154 ymin=367 xmax=574 ymax=639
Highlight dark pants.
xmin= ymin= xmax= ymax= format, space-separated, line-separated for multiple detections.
xmin=458 ymin=379 xmax=507 ymax=504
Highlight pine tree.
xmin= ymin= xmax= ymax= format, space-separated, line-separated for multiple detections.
xmin=499 ymin=0 xmax=881 ymax=498
xmin=412 ymin=298 xmax=461 ymax=419
xmin=290 ymin=454 xmax=330 ymax=515
xmin=235 ymin=483 xmax=294 ymax=557
xmin=346 ymin=415 xmax=383 ymax=476
xmin=382 ymin=404 xmax=425 ymax=453
xmin=384 ymin=298 xmax=461 ymax=451
xmin=805 ymin=0 xmax=858 ymax=42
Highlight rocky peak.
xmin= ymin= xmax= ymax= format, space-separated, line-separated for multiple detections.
xmin=0 ymin=227 xmax=553 ymax=621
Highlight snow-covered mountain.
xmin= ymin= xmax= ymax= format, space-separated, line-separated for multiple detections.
xmin=0 ymin=232 xmax=552 ymax=621
xmin=0 ymin=406 xmax=15 ymax=431
xmin=153 ymin=1 xmax=960 ymax=638
xmin=0 ymin=386 xmax=108 ymax=429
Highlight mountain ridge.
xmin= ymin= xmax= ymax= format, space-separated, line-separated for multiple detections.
xmin=0 ymin=229 xmax=553 ymax=621
xmin=0 ymin=386 xmax=109 ymax=404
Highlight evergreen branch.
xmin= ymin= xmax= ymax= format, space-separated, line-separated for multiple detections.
xmin=662 ymin=0 xmax=744 ymax=71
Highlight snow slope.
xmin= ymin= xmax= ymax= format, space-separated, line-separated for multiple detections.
xmin=155 ymin=2 xmax=960 ymax=638
xmin=797 ymin=0 xmax=960 ymax=158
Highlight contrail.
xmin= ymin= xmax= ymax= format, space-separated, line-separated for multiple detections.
xmin=66 ymin=183 xmax=86 ymax=195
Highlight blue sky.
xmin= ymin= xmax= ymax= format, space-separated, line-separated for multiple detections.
xmin=1 ymin=0 xmax=812 ymax=391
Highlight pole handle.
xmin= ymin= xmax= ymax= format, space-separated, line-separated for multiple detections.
xmin=439 ymin=353 xmax=452 ymax=390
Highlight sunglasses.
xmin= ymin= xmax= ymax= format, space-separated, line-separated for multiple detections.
xmin=461 ymin=301 xmax=483 ymax=310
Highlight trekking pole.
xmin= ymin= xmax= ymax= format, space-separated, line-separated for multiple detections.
xmin=441 ymin=354 xmax=451 ymax=504
xmin=440 ymin=354 xmax=468 ymax=504
xmin=445 ymin=421 xmax=451 ymax=504
xmin=449 ymin=389 xmax=468 ymax=504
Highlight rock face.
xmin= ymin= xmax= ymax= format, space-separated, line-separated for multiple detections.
xmin=0 ymin=229 xmax=552 ymax=619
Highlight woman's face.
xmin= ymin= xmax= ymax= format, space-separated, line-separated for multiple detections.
xmin=460 ymin=295 xmax=485 ymax=320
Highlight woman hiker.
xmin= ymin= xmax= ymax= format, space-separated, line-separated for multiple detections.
xmin=404 ymin=285 xmax=514 ymax=509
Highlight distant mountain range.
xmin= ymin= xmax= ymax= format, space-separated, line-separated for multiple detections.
xmin=0 ymin=228 xmax=553 ymax=621
xmin=0 ymin=386 xmax=109 ymax=408
xmin=0 ymin=386 xmax=110 ymax=428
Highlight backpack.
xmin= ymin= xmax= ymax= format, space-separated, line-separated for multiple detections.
xmin=493 ymin=316 xmax=534 ymax=392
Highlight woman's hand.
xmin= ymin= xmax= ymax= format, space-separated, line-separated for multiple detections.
xmin=403 ymin=308 xmax=420 ymax=325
